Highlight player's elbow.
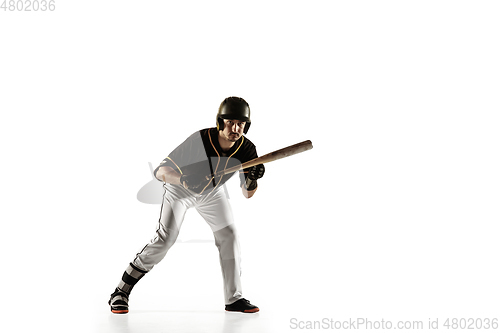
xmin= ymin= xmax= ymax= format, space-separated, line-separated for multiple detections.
xmin=154 ymin=169 xmax=165 ymax=182
xmin=155 ymin=166 xmax=175 ymax=183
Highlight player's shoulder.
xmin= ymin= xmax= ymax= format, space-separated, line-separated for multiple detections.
xmin=242 ymin=135 xmax=256 ymax=149
xmin=195 ymin=127 xmax=216 ymax=139
xmin=183 ymin=128 xmax=211 ymax=142
xmin=240 ymin=135 xmax=257 ymax=158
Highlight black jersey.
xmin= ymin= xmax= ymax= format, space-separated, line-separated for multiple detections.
xmin=153 ymin=128 xmax=258 ymax=194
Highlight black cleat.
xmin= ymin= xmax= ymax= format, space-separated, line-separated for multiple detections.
xmin=108 ymin=288 xmax=129 ymax=314
xmin=225 ymin=298 xmax=259 ymax=313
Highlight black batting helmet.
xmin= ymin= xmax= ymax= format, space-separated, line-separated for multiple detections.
xmin=216 ymin=97 xmax=251 ymax=134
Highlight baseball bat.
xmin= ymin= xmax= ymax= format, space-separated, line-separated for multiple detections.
xmin=211 ymin=140 xmax=313 ymax=178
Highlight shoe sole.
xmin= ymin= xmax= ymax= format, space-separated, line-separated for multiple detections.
xmin=111 ymin=309 xmax=129 ymax=314
xmin=226 ymin=307 xmax=260 ymax=313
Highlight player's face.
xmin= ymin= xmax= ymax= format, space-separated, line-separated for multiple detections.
xmin=222 ymin=119 xmax=245 ymax=142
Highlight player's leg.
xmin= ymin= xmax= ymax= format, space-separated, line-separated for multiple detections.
xmin=109 ymin=185 xmax=193 ymax=313
xmin=109 ymin=262 xmax=147 ymax=314
xmin=196 ymin=188 xmax=259 ymax=312
xmin=213 ymin=224 xmax=242 ymax=303
xmin=132 ymin=195 xmax=187 ymax=271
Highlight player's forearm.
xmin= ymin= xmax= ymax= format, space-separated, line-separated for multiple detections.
xmin=241 ymin=166 xmax=261 ymax=198
xmin=241 ymin=184 xmax=257 ymax=199
xmin=155 ymin=166 xmax=182 ymax=185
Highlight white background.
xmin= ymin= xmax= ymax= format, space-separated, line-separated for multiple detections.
xmin=1 ymin=1 xmax=499 ymax=332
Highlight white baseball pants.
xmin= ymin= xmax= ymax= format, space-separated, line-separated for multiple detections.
xmin=132 ymin=183 xmax=243 ymax=305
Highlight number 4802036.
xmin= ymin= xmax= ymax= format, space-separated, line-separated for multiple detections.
xmin=1 ymin=0 xmax=56 ymax=11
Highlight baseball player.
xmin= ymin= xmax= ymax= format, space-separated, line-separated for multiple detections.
xmin=109 ymin=97 xmax=265 ymax=314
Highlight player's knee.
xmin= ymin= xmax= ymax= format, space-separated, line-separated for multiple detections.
xmin=213 ymin=225 xmax=240 ymax=259
xmin=157 ymin=228 xmax=179 ymax=249
xmin=214 ymin=224 xmax=237 ymax=242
